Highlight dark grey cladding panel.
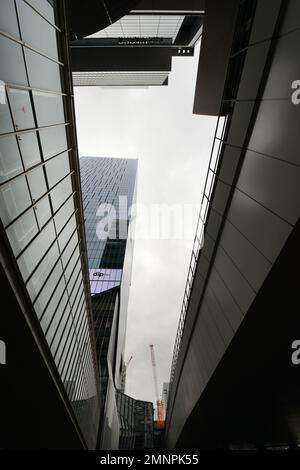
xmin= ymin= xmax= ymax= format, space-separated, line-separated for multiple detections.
xmin=205 ymin=207 xmax=222 ymax=241
xmin=200 ymin=232 xmax=215 ymax=262
xmin=213 ymin=247 xmax=256 ymax=315
xmin=236 ymin=150 xmax=300 ymax=226
xmin=195 ymin=313 xmax=219 ymax=374
xmin=263 ymin=29 xmax=300 ymax=99
xmin=236 ymin=41 xmax=270 ymax=100
xmin=210 ymin=179 xmax=231 ymax=214
xmin=227 ymin=190 xmax=292 ymax=263
xmin=193 ymin=0 xmax=240 ymax=115
xmin=201 ymin=301 xmax=227 ymax=359
xmin=249 ymin=0 xmax=281 ymax=44
xmin=226 ymin=101 xmax=254 ymax=148
xmin=248 ymin=99 xmax=300 ymax=166
xmin=280 ymin=0 xmax=300 ymax=35
xmin=219 ymin=220 xmax=272 ymax=293
xmin=218 ymin=144 xmax=240 ymax=185
xmin=204 ymin=287 xmax=234 ymax=347
xmin=172 ymin=271 xmax=205 ymax=380
xmin=208 ymin=268 xmax=244 ymax=332
xmin=196 ymin=252 xmax=210 ymax=281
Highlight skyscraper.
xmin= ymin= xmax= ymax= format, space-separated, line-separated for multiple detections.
xmin=165 ymin=0 xmax=300 ymax=450
xmin=80 ymin=156 xmax=138 ymax=449
xmin=0 ymin=0 xmax=101 ymax=449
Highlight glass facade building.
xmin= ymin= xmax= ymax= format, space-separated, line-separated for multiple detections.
xmin=0 ymin=0 xmax=100 ymax=449
xmin=80 ymin=156 xmax=138 ymax=448
xmin=116 ymin=390 xmax=154 ymax=450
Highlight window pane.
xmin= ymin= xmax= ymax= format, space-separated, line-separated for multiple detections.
xmin=26 ymin=241 xmax=60 ymax=301
xmin=54 ymin=195 xmax=75 ymax=233
xmin=50 ymin=175 xmax=73 ymax=212
xmin=18 ymin=0 xmax=58 ymax=59
xmin=39 ymin=125 xmax=68 ymax=160
xmin=0 ymin=175 xmax=31 ymax=226
xmin=0 ymin=0 xmax=20 ymax=38
xmin=8 ymin=88 xmax=35 ymax=130
xmin=6 ymin=207 xmax=38 ymax=256
xmin=35 ymin=194 xmax=52 ymax=228
xmin=18 ymin=132 xmax=41 ymax=169
xmin=50 ymin=303 xmax=71 ymax=356
xmin=17 ymin=220 xmax=56 ymax=281
xmin=35 ymin=261 xmax=65 ymax=320
xmin=45 ymin=291 xmax=70 ymax=347
xmin=0 ymin=135 xmax=23 ymax=183
xmin=46 ymin=151 xmax=70 ymax=188
xmin=33 ymin=91 xmax=64 ymax=127
xmin=58 ymin=323 xmax=76 ymax=374
xmin=61 ymin=231 xmax=78 ymax=268
xmin=27 ymin=166 xmax=47 ymax=201
xmin=25 ymin=0 xmax=55 ymax=24
xmin=55 ymin=315 xmax=73 ymax=365
xmin=64 ymin=247 xmax=80 ymax=281
xmin=25 ymin=48 xmax=61 ymax=92
xmin=57 ymin=213 xmax=77 ymax=251
xmin=69 ymin=276 xmax=82 ymax=307
xmin=0 ymin=93 xmax=14 ymax=135
xmin=0 ymin=35 xmax=28 ymax=86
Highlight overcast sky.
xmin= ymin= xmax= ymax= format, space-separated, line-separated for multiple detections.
xmin=74 ymin=41 xmax=217 ymax=408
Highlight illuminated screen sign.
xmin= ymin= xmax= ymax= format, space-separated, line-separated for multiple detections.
xmin=89 ymin=268 xmax=122 ymax=295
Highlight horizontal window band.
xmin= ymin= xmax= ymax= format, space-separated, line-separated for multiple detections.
xmin=4 ymin=170 xmax=75 ymax=230
xmin=0 ymin=122 xmax=70 ymax=140
xmin=0 ymin=148 xmax=72 ymax=190
xmin=22 ymin=0 xmax=61 ymax=32
xmin=0 ymin=29 xmax=64 ymax=66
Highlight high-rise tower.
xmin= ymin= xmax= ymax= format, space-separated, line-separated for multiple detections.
xmin=80 ymin=156 xmax=138 ymax=448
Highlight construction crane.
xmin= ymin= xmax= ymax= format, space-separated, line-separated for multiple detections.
xmin=120 ymin=355 xmax=133 ymax=393
xmin=149 ymin=344 xmax=164 ymax=429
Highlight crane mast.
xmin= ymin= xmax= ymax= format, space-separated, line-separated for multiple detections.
xmin=149 ymin=344 xmax=164 ymax=427
xmin=120 ymin=355 xmax=133 ymax=392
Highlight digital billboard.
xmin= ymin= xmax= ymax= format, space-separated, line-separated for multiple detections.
xmin=89 ymin=268 xmax=122 ymax=295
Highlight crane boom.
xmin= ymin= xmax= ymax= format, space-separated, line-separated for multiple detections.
xmin=149 ymin=344 xmax=164 ymax=425
xmin=149 ymin=345 xmax=159 ymax=400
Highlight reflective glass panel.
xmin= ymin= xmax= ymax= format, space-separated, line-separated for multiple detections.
xmin=46 ymin=151 xmax=70 ymax=188
xmin=17 ymin=220 xmax=56 ymax=281
xmin=0 ymin=0 xmax=20 ymax=38
xmin=6 ymin=207 xmax=38 ymax=256
xmin=27 ymin=166 xmax=47 ymax=201
xmin=18 ymin=132 xmax=41 ymax=169
xmin=35 ymin=194 xmax=52 ymax=228
xmin=39 ymin=125 xmax=68 ymax=160
xmin=8 ymin=88 xmax=35 ymax=130
xmin=50 ymin=176 xmax=73 ymax=212
xmin=0 ymin=93 xmax=14 ymax=135
xmin=25 ymin=48 xmax=61 ymax=92
xmin=0 ymin=135 xmax=23 ymax=183
xmin=18 ymin=0 xmax=58 ymax=59
xmin=0 ymin=175 xmax=31 ymax=225
xmin=0 ymin=35 xmax=28 ymax=86
xmin=33 ymin=91 xmax=64 ymax=127
xmin=26 ymin=241 xmax=60 ymax=301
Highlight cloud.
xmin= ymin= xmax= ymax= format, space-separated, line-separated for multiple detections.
xmin=74 ymin=42 xmax=217 ymax=406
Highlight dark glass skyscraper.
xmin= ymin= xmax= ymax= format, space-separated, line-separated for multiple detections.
xmin=80 ymin=156 xmax=138 ymax=449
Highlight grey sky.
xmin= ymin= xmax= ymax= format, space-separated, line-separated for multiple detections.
xmin=74 ymin=42 xmax=217 ymax=408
